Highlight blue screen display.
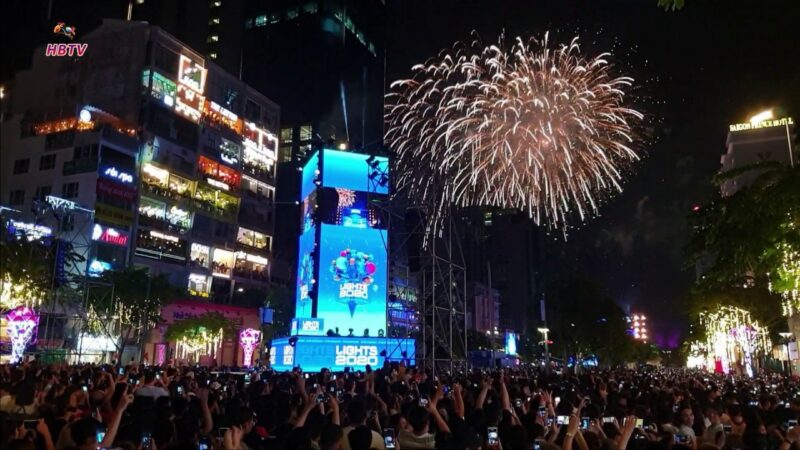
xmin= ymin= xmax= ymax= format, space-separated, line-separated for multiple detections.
xmin=295 ymin=226 xmax=317 ymax=318
xmin=504 ymin=332 xmax=518 ymax=356
xmin=300 ymin=151 xmax=319 ymax=201
xmin=270 ymin=336 xmax=415 ymax=372
xmin=317 ymin=224 xmax=387 ymax=336
xmin=321 ymin=149 xmax=389 ymax=195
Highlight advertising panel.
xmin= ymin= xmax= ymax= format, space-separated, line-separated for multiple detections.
xmin=321 ymin=149 xmax=389 ymax=195
xmin=316 ymin=224 xmax=386 ymax=336
xmin=295 ymin=226 xmax=317 ymax=318
xmin=270 ymin=336 xmax=415 ymax=372
xmin=97 ymin=178 xmax=137 ymax=202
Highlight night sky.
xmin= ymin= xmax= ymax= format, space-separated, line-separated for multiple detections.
xmin=386 ymin=0 xmax=800 ymax=346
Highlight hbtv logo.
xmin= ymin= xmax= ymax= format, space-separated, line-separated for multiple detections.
xmin=45 ymin=22 xmax=88 ymax=57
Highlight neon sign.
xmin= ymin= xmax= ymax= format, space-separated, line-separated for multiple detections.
xmin=46 ymin=195 xmax=93 ymax=213
xmin=730 ymin=117 xmax=794 ymax=132
xmin=178 ymin=55 xmax=207 ymax=93
xmin=7 ymin=221 xmax=52 ymax=241
xmin=92 ymin=224 xmax=129 ymax=246
xmin=204 ymin=101 xmax=243 ymax=134
xmin=175 ymin=85 xmax=204 ymax=122
xmin=206 ymin=178 xmax=230 ymax=191
xmin=103 ymin=166 xmax=134 ymax=184
xmin=150 ymin=230 xmax=180 ymax=243
xmin=243 ymin=122 xmax=278 ymax=162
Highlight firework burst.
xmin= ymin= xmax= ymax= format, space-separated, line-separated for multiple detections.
xmin=385 ymin=32 xmax=645 ymax=236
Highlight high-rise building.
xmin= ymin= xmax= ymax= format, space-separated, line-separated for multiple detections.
xmin=239 ymin=0 xmax=386 ymax=274
xmin=1 ymin=20 xmax=280 ymax=306
xmin=242 ymin=0 xmax=385 ymax=161
xmin=721 ymin=111 xmax=795 ymax=197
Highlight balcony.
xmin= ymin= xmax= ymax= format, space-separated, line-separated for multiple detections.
xmin=62 ymin=158 xmax=98 ymax=176
xmin=242 ymin=162 xmax=275 ymax=182
xmin=141 ymin=182 xmax=195 ymax=206
xmin=137 ymin=213 xmax=191 ymax=236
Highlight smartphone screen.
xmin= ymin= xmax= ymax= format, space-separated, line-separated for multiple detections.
xmin=557 ymin=415 xmax=569 ymax=425
xmin=580 ymin=417 xmax=590 ymax=429
xmin=141 ymin=432 xmax=152 ymax=450
xmin=96 ymin=430 xmax=106 ymax=444
xmin=488 ymin=427 xmax=498 ymax=445
xmin=635 ymin=418 xmax=644 ymax=428
xmin=603 ymin=417 xmax=614 ymax=424
xmin=198 ymin=437 xmax=211 ymax=450
xmin=383 ymin=428 xmax=396 ymax=449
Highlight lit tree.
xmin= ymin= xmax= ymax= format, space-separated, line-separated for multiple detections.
xmin=164 ymin=312 xmax=232 ymax=361
xmin=88 ymin=267 xmax=181 ymax=355
xmin=686 ymin=162 xmax=799 ymax=316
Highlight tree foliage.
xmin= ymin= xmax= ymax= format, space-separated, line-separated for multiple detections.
xmin=658 ymin=0 xmax=685 ymax=10
xmin=164 ymin=312 xmax=233 ymax=342
xmin=686 ymin=162 xmax=799 ymax=299
xmin=88 ymin=267 xmax=182 ymax=352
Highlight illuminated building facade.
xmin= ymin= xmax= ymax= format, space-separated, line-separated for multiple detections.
xmin=1 ymin=20 xmax=280 ymax=307
xmin=721 ymin=112 xmax=795 ymax=197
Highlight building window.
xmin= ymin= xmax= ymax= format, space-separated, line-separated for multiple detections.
xmin=303 ymin=2 xmax=318 ymax=14
xmin=299 ymin=124 xmax=312 ymax=141
xmin=35 ymin=186 xmax=52 ymax=200
xmin=209 ymin=52 xmax=218 ymax=59
xmin=9 ymin=190 xmax=25 ymax=205
xmin=244 ymin=99 xmax=261 ymax=122
xmin=280 ymin=127 xmax=293 ymax=144
xmin=74 ymin=144 xmax=99 ymax=160
xmin=62 ymin=182 xmax=79 ymax=199
xmin=209 ymin=17 xmax=220 ymax=25
xmin=211 ymin=0 xmax=221 ymax=7
xmin=269 ymin=12 xmax=280 ymax=23
xmin=13 ymin=158 xmax=30 ymax=174
xmin=39 ymin=154 xmax=56 ymax=170
xmin=207 ymin=35 xmax=219 ymax=43
xmin=254 ymin=15 xmax=267 ymax=27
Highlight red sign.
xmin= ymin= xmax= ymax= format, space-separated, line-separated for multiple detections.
xmin=92 ymin=224 xmax=129 ymax=246
xmin=97 ymin=178 xmax=137 ymax=202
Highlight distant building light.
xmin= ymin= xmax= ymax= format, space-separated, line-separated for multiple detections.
xmin=79 ymin=108 xmax=92 ymax=123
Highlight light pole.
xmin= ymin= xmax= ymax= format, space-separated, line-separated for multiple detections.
xmin=538 ymin=327 xmax=550 ymax=372
xmin=779 ymin=332 xmax=793 ymax=377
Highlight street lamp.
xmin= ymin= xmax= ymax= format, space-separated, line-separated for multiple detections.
xmin=779 ymin=332 xmax=793 ymax=377
xmin=537 ymin=327 xmax=550 ymax=371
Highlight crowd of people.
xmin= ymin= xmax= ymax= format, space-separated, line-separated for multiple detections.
xmin=1 ymin=362 xmax=799 ymax=450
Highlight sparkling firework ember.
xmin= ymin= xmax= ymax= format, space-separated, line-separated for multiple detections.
xmin=385 ymin=33 xmax=644 ymax=235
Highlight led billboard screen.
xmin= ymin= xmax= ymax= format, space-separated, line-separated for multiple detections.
xmin=301 ymin=151 xmax=319 ymax=201
xmin=321 ymin=149 xmax=389 ymax=195
xmin=270 ymin=336 xmax=415 ymax=372
xmin=317 ymin=188 xmax=385 ymax=229
xmin=317 ymin=224 xmax=387 ymax=336
xmin=295 ymin=226 xmax=317 ymax=318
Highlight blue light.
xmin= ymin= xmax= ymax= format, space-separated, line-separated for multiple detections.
xmin=295 ymin=226 xmax=316 ymax=318
xmin=504 ymin=332 xmax=518 ymax=356
xmin=270 ymin=336 xmax=415 ymax=372
xmin=301 ymin=151 xmax=319 ymax=201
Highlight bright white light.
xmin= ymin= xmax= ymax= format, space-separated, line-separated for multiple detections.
xmin=79 ymin=108 xmax=92 ymax=123
xmin=749 ymin=109 xmax=773 ymax=125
